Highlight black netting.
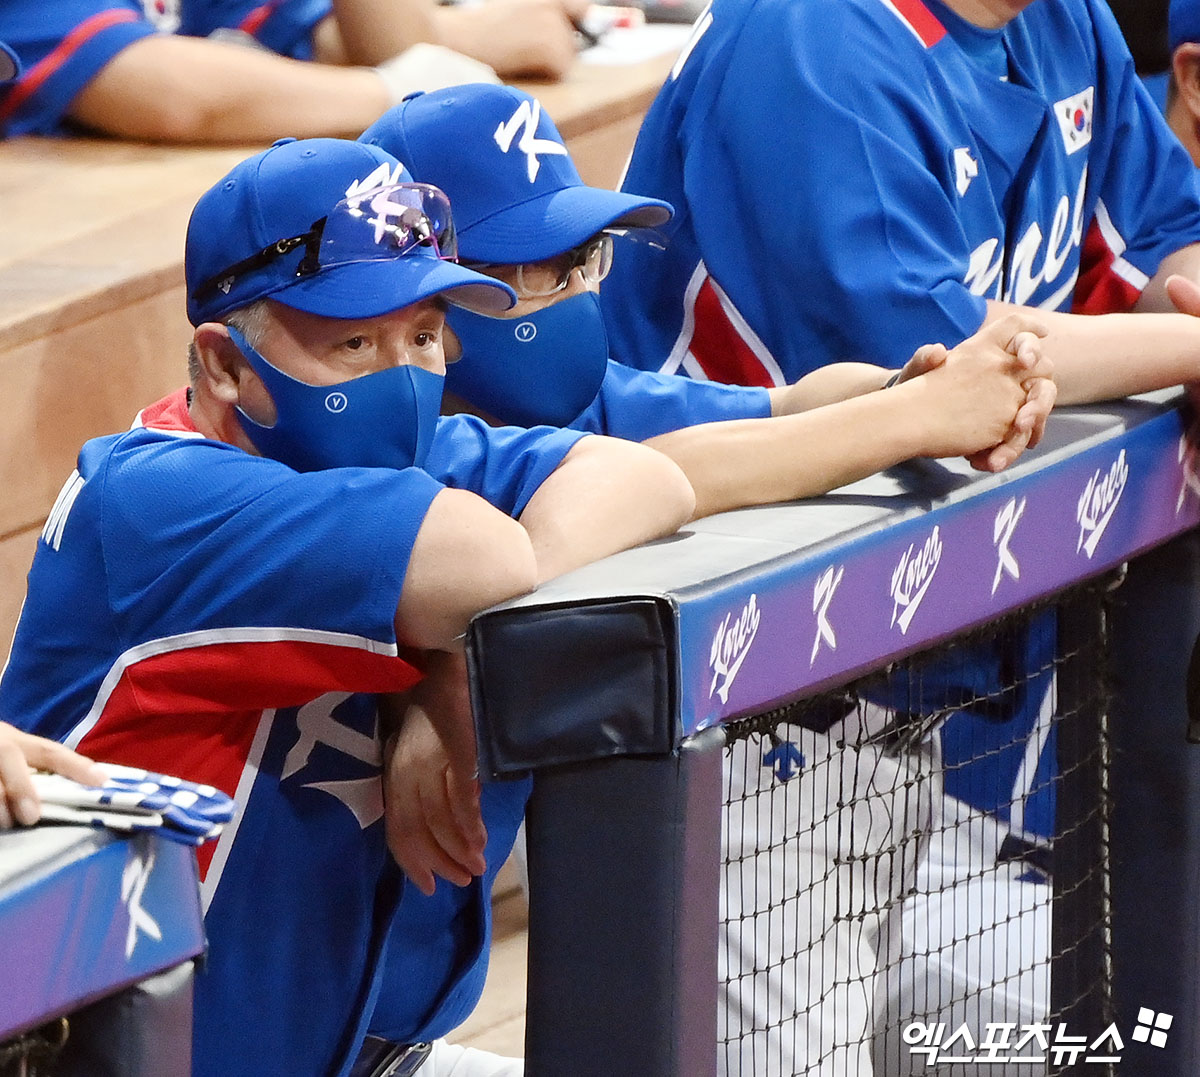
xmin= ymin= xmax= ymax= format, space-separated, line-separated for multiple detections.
xmin=0 ymin=1019 xmax=69 ymax=1077
xmin=718 ymin=577 xmax=1115 ymax=1077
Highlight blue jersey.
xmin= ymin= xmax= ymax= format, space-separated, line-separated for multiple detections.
xmin=570 ymin=359 xmax=770 ymax=440
xmin=0 ymin=388 xmax=583 ymax=1076
xmin=603 ymin=0 xmax=1200 ymax=384
xmin=0 ymin=0 xmax=330 ymax=137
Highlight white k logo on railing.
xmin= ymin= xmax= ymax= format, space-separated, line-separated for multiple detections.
xmin=810 ymin=565 xmax=843 ymax=665
xmin=121 ymin=844 xmax=162 ymax=960
xmin=992 ymin=496 xmax=1025 ymax=595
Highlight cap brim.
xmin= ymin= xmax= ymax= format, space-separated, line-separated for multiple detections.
xmin=460 ymin=185 xmax=672 ymax=264
xmin=0 ymin=43 xmax=20 ymax=84
xmin=269 ymin=253 xmax=516 ymax=318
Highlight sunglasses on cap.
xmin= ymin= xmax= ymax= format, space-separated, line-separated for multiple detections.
xmin=465 ymin=233 xmax=614 ymax=300
xmin=191 ymin=183 xmax=458 ymax=303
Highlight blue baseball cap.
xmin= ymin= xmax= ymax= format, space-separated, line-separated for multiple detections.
xmin=359 ymin=84 xmax=673 ymax=264
xmin=1172 ymin=0 xmax=1200 ymax=52
xmin=0 ymin=42 xmax=20 ymax=84
xmin=185 ymin=137 xmax=516 ymax=326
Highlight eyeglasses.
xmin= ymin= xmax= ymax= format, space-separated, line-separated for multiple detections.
xmin=191 ymin=183 xmax=458 ymax=302
xmin=468 ymin=233 xmax=614 ymax=299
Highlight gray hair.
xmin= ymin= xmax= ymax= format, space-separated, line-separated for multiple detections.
xmin=187 ymin=300 xmax=271 ymax=385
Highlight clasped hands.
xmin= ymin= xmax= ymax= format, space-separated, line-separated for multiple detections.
xmin=896 ymin=311 xmax=1056 ymax=473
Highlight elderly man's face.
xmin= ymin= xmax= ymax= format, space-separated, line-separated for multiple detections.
xmin=239 ymin=297 xmax=446 ymax=426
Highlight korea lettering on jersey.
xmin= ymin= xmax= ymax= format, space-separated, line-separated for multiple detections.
xmin=603 ymin=0 xmax=1200 ymax=385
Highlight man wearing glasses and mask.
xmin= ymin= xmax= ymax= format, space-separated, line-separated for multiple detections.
xmin=0 ymin=135 xmax=695 ymax=1077
xmin=360 ymin=85 xmax=1056 ymax=520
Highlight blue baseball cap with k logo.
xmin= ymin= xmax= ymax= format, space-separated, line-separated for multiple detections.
xmin=185 ymin=137 xmax=515 ymax=326
xmin=360 ymin=84 xmax=673 ymax=264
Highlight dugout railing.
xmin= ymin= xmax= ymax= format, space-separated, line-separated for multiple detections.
xmin=467 ymin=390 xmax=1200 ymax=1077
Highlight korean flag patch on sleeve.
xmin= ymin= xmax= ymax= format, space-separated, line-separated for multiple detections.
xmin=1053 ymin=86 xmax=1094 ymax=155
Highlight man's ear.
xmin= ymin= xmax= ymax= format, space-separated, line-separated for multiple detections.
xmin=1174 ymin=43 xmax=1200 ymax=123
xmin=193 ymin=323 xmax=247 ymax=404
xmin=444 ymin=323 xmax=463 ymax=363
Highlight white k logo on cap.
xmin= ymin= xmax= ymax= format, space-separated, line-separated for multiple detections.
xmin=493 ymin=100 xmax=569 ymax=183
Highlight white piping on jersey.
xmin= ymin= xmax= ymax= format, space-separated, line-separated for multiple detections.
xmin=667 ymin=263 xmax=786 ymax=385
xmin=41 ymin=470 xmax=84 ymax=552
xmin=877 ymin=0 xmax=931 ymax=47
xmin=1092 ymin=198 xmax=1150 ymax=292
xmin=670 ymin=3 xmax=713 ymax=82
xmin=706 ymin=277 xmax=787 ymax=386
xmin=199 ymin=707 xmax=275 ymax=914
xmin=662 ymin=261 xmax=710 ymax=375
xmin=63 ymin=625 xmax=400 ymax=750
xmin=131 ymin=408 xmax=205 ymax=437
xmin=0 ymin=596 xmax=27 ymax=685
xmin=615 ymin=146 xmax=634 ymax=192
xmin=680 ymin=352 xmax=710 ymax=380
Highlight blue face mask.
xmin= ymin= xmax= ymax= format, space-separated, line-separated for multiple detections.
xmin=444 ymin=290 xmax=609 ymax=428
xmin=227 ymin=325 xmax=443 ymax=473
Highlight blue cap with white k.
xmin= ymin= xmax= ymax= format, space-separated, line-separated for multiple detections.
xmin=185 ymin=137 xmax=516 ymax=326
xmin=1172 ymin=0 xmax=1200 ymax=52
xmin=360 ymin=84 xmax=673 ymax=264
xmin=0 ymin=41 xmax=20 ymax=84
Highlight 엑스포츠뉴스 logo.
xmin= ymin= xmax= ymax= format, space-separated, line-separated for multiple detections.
xmin=891 ymin=526 xmax=943 ymax=635
xmin=1076 ymin=449 xmax=1128 ymax=559
xmin=709 ymin=594 xmax=761 ymax=704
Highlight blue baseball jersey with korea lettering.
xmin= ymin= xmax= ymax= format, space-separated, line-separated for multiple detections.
xmin=0 ymin=388 xmax=583 ymax=1077
xmin=0 ymin=0 xmax=330 ymax=137
xmin=569 ymin=359 xmax=770 ymax=439
xmin=603 ymin=0 xmax=1200 ymax=385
